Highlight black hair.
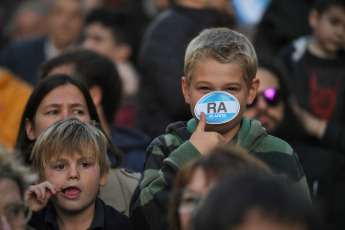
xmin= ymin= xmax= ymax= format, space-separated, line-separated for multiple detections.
xmin=85 ymin=6 xmax=139 ymax=49
xmin=313 ymin=0 xmax=345 ymax=14
xmin=39 ymin=49 xmax=122 ymax=124
xmin=193 ymin=170 xmax=320 ymax=230
xmin=15 ymin=74 xmax=122 ymax=167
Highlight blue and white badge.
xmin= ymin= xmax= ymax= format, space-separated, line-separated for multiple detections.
xmin=194 ymin=91 xmax=240 ymax=124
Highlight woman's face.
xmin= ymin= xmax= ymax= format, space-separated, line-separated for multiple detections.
xmin=179 ymin=168 xmax=215 ymax=230
xmin=25 ymin=84 xmax=91 ymax=140
xmin=0 ymin=178 xmax=26 ymax=230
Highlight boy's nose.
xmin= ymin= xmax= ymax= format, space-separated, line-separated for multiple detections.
xmin=67 ymin=166 xmax=80 ymax=180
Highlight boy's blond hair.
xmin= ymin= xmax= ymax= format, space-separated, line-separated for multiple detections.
xmin=184 ymin=27 xmax=257 ymax=89
xmin=31 ymin=117 xmax=110 ymax=179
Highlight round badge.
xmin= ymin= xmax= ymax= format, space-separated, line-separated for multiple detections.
xmin=194 ymin=91 xmax=240 ymax=124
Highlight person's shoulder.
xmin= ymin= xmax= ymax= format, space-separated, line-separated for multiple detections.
xmin=259 ymin=134 xmax=294 ymax=155
xmin=150 ymin=120 xmax=190 ymax=146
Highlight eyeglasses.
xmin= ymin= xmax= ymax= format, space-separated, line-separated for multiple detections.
xmin=247 ymin=88 xmax=282 ymax=108
xmin=0 ymin=201 xmax=32 ymax=227
xmin=171 ymin=188 xmax=202 ymax=214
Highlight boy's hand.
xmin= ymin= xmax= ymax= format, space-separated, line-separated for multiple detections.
xmin=24 ymin=181 xmax=59 ymax=212
xmin=190 ymin=112 xmax=226 ymax=155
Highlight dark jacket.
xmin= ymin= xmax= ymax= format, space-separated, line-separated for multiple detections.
xmin=135 ymin=5 xmax=230 ymax=139
xmin=0 ymin=36 xmax=46 ymax=85
xmin=29 ymin=198 xmax=130 ymax=230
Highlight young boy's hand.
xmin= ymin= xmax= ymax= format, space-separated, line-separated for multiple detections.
xmin=190 ymin=112 xmax=227 ymax=155
xmin=24 ymin=181 xmax=59 ymax=212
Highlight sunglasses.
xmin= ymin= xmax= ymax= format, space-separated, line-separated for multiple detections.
xmin=247 ymin=88 xmax=282 ymax=108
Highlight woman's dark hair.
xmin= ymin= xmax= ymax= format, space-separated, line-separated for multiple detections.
xmin=15 ymin=74 xmax=122 ymax=167
xmin=39 ymin=49 xmax=122 ymax=124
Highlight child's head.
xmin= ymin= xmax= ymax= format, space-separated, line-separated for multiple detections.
xmin=309 ymin=0 xmax=345 ymax=56
xmin=182 ymin=28 xmax=259 ymax=135
xmin=31 ymin=117 xmax=110 ymax=181
xmin=184 ymin=27 xmax=257 ymax=89
xmin=83 ymin=7 xmax=137 ymax=63
xmin=169 ymin=145 xmax=271 ymax=230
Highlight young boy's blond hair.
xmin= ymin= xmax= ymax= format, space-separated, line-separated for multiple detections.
xmin=184 ymin=27 xmax=257 ymax=89
xmin=31 ymin=117 xmax=110 ymax=179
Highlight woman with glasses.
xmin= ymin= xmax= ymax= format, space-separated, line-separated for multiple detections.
xmin=0 ymin=146 xmax=36 ymax=230
xmin=244 ymin=57 xmax=345 ymax=229
xmin=168 ymin=145 xmax=272 ymax=230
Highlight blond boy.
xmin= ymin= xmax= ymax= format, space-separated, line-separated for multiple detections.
xmin=25 ymin=118 xmax=130 ymax=230
xmin=129 ymin=27 xmax=310 ymax=230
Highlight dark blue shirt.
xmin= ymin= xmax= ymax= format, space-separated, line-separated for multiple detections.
xmin=29 ymin=198 xmax=130 ymax=230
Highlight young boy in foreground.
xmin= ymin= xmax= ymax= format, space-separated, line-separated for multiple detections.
xmin=25 ymin=118 xmax=130 ymax=230
xmin=129 ymin=27 xmax=310 ymax=230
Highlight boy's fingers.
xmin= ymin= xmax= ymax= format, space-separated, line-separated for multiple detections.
xmin=196 ymin=112 xmax=206 ymax=132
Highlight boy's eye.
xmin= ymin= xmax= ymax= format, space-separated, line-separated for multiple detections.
xmin=56 ymin=164 xmax=66 ymax=170
xmin=80 ymin=162 xmax=91 ymax=168
xmin=199 ymin=87 xmax=210 ymax=91
xmin=226 ymin=87 xmax=238 ymax=91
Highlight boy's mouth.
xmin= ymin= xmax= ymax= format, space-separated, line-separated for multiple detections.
xmin=60 ymin=186 xmax=81 ymax=199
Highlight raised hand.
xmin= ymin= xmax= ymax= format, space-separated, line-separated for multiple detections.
xmin=24 ymin=181 xmax=59 ymax=212
xmin=189 ymin=112 xmax=227 ymax=155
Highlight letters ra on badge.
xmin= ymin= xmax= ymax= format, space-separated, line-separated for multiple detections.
xmin=194 ymin=91 xmax=240 ymax=124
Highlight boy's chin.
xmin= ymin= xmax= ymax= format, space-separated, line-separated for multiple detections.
xmin=204 ymin=123 xmax=230 ymax=134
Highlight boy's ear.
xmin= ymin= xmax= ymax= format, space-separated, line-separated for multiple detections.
xmin=246 ymin=78 xmax=260 ymax=105
xmin=99 ymin=168 xmax=108 ymax=187
xmin=181 ymin=76 xmax=191 ymax=104
xmin=25 ymin=118 xmax=36 ymax=141
xmin=309 ymin=9 xmax=319 ymax=29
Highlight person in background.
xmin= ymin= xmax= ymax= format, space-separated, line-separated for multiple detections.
xmin=0 ymin=0 xmax=85 ymax=86
xmin=278 ymin=0 xmax=345 ymax=153
xmin=39 ymin=49 xmax=150 ymax=173
xmin=0 ymin=146 xmax=36 ymax=230
xmin=135 ymin=0 xmax=236 ymax=140
xmin=193 ymin=170 xmax=320 ymax=230
xmin=0 ymin=67 xmax=32 ymax=148
xmin=25 ymin=118 xmax=130 ymax=230
xmin=169 ymin=145 xmax=271 ymax=230
xmin=244 ymin=58 xmax=345 ymax=229
xmin=129 ymin=27 xmax=309 ymax=230
xmin=83 ymin=7 xmax=140 ymax=127
xmin=4 ymin=0 xmax=48 ymax=45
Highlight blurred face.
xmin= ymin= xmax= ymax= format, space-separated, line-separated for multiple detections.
xmin=25 ymin=84 xmax=91 ymax=140
xmin=244 ymin=68 xmax=284 ymax=133
xmin=83 ymin=22 xmax=119 ymax=61
xmin=13 ymin=9 xmax=46 ymax=42
xmin=182 ymin=59 xmax=258 ymax=140
xmin=43 ymin=152 xmax=107 ymax=213
xmin=49 ymin=0 xmax=84 ymax=48
xmin=310 ymin=6 xmax=345 ymax=58
xmin=179 ymin=168 xmax=215 ymax=230
xmin=0 ymin=179 xmax=26 ymax=230
xmin=204 ymin=0 xmax=230 ymax=11
xmin=233 ymin=209 xmax=307 ymax=230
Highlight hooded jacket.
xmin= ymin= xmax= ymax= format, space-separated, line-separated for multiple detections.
xmin=129 ymin=117 xmax=309 ymax=230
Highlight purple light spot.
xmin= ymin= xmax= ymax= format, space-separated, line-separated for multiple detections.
xmin=264 ymin=88 xmax=276 ymax=100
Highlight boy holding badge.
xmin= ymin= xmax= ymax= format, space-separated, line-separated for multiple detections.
xmin=129 ymin=27 xmax=310 ymax=230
